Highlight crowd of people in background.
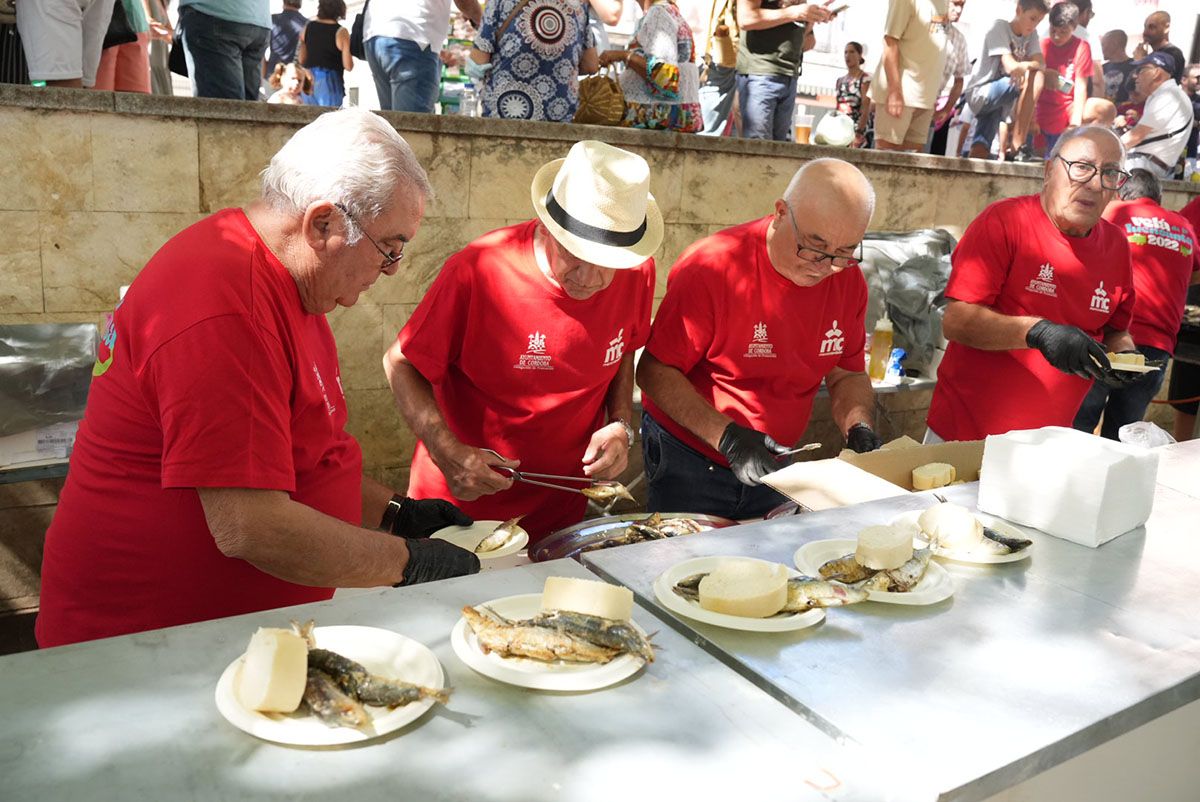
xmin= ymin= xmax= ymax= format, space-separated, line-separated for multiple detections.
xmin=7 ymin=0 xmax=1200 ymax=174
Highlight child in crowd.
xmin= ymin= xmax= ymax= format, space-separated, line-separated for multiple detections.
xmin=267 ymin=62 xmax=314 ymax=105
xmin=962 ymin=0 xmax=1047 ymax=161
xmin=1035 ymin=2 xmax=1091 ymax=153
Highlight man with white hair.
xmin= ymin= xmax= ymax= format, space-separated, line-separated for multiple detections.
xmin=37 ymin=110 xmax=479 ymax=649
xmin=637 ymin=159 xmax=882 ymax=520
xmin=385 ymin=141 xmax=659 ymax=543
xmin=926 ymin=126 xmax=1139 ymax=443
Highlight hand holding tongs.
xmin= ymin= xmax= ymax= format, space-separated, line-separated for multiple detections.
xmin=481 ymin=448 xmax=618 ymax=495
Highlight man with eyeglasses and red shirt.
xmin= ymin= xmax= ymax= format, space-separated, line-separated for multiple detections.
xmin=925 ymin=125 xmax=1139 ymax=443
xmin=636 ymin=159 xmax=882 ymax=520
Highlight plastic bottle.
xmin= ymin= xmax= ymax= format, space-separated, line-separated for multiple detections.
xmin=868 ymin=316 xmax=893 ymax=381
xmin=460 ymin=83 xmax=477 ymax=117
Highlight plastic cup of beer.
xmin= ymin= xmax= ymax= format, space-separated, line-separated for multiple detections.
xmin=794 ymin=114 xmax=814 ymax=144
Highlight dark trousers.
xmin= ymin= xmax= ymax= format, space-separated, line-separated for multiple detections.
xmin=642 ymin=411 xmax=786 ymax=520
xmin=179 ymin=7 xmax=268 ymax=100
xmin=1073 ymin=345 xmax=1170 ymax=440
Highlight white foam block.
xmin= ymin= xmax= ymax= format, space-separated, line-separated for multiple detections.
xmin=977 ymin=427 xmax=1158 ymax=548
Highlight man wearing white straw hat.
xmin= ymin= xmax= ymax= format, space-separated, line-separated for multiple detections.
xmin=384 ymin=140 xmax=660 ymax=542
xmin=637 ymin=158 xmax=882 ymax=519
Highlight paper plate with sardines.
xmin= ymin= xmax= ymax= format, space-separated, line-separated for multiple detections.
xmin=452 ymin=577 xmax=655 ymax=691
xmin=215 ymin=621 xmax=450 ymax=746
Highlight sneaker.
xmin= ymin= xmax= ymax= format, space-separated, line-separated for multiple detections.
xmin=1012 ymin=146 xmax=1042 ymax=163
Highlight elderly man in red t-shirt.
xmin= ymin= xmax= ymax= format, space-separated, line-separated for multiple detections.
xmin=926 ymin=125 xmax=1140 ymax=443
xmin=1072 ymin=169 xmax=1200 ymax=439
xmin=37 ymin=110 xmax=480 ymax=649
xmin=637 ymin=159 xmax=882 ymax=520
xmin=385 ymin=141 xmax=659 ymax=543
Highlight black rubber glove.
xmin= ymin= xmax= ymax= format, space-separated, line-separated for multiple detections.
xmin=846 ymin=423 xmax=883 ymax=453
xmin=396 ymin=538 xmax=480 ymax=586
xmin=389 ymin=497 xmax=473 ymax=538
xmin=718 ymin=422 xmax=790 ymax=486
xmin=1025 ymin=319 xmax=1109 ymax=381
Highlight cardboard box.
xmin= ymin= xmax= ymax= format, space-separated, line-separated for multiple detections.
xmin=763 ymin=439 xmax=984 ymax=511
xmin=839 ymin=440 xmax=985 ymax=490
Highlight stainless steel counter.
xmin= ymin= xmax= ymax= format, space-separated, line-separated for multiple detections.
xmin=0 ymin=559 xmax=888 ymax=802
xmin=584 ymin=481 xmax=1200 ymax=802
xmin=1154 ymin=438 xmax=1200 ymax=500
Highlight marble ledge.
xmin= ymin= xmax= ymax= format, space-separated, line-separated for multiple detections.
xmin=5 ymin=84 xmax=1196 ymax=195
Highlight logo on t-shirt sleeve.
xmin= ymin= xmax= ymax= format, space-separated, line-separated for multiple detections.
xmin=1089 ymin=281 xmax=1111 ymax=313
xmin=93 ymin=300 xmax=123 ymax=377
xmin=819 ymin=320 xmax=845 ymax=357
xmin=1026 ymin=262 xmax=1058 ymax=297
xmin=743 ymin=321 xmax=776 ymax=359
xmin=515 ymin=330 xmax=554 ymax=371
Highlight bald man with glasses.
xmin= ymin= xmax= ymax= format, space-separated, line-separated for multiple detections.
xmin=636 ymin=159 xmax=882 ymax=520
xmin=925 ymin=125 xmax=1139 ymax=444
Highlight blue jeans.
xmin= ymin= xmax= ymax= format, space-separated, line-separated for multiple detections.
xmin=1073 ymin=345 xmax=1171 ymax=440
xmin=366 ymin=36 xmax=439 ymax=113
xmin=310 ymin=66 xmax=344 ymax=107
xmin=736 ymin=72 xmax=797 ymax=141
xmin=179 ymin=7 xmax=268 ymax=100
xmin=969 ymin=76 xmax=1020 ymax=150
xmin=642 ymin=412 xmax=786 ymax=520
xmin=699 ymin=63 xmax=737 ymax=136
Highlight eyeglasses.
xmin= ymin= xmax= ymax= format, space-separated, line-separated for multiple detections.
xmin=1054 ymin=156 xmax=1130 ymax=191
xmin=334 ymin=203 xmax=404 ymax=270
xmin=786 ymin=204 xmax=863 ymax=269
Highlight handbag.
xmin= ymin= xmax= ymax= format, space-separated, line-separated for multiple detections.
xmin=573 ymin=66 xmax=625 ymax=126
xmin=349 ymin=0 xmax=369 ymax=60
xmin=102 ymin=0 xmax=137 ymax=50
xmin=707 ymin=0 xmax=737 ymax=69
xmin=168 ymin=13 xmax=187 ymax=76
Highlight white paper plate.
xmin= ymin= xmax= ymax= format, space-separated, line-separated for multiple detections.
xmin=432 ymin=520 xmax=529 ymax=559
xmin=451 ymin=594 xmax=648 ymax=691
xmin=652 ymin=556 xmax=825 ymax=632
xmin=215 ymin=625 xmax=445 ymax=746
xmin=890 ymin=510 xmax=1033 ymax=565
xmin=793 ymin=539 xmax=954 ymax=606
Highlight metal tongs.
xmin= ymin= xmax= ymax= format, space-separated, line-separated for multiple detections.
xmin=481 ymin=448 xmax=621 ymax=495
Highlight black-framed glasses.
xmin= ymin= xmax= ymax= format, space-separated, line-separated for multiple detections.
xmin=1054 ymin=156 xmax=1130 ymax=191
xmin=334 ymin=203 xmax=404 ymax=270
xmin=786 ymin=204 xmax=863 ymax=269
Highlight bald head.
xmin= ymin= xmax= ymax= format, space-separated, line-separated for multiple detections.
xmin=1143 ymin=11 xmax=1170 ymax=47
xmin=766 ymin=159 xmax=875 ymax=287
xmin=783 ymin=159 xmax=876 ymax=229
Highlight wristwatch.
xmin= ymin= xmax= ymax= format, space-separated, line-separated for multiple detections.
xmin=614 ymin=418 xmax=636 ymax=449
xmin=379 ymin=493 xmax=405 ymax=533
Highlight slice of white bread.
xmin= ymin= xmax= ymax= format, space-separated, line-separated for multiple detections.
xmin=1107 ymin=352 xmax=1145 ymax=366
xmin=912 ymin=462 xmax=956 ymax=490
xmin=541 ymin=576 xmax=634 ymax=621
xmin=917 ymin=502 xmax=983 ymax=550
xmin=855 ymin=525 xmax=913 ymax=569
xmin=698 ymin=560 xmax=789 ymax=618
xmin=235 ymin=627 xmax=309 ymax=713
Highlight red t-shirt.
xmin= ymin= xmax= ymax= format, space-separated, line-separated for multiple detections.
xmin=37 ymin=209 xmax=361 ymax=648
xmin=1035 ymin=35 xmax=1092 ymax=135
xmin=927 ymin=195 xmax=1135 ymax=441
xmin=398 ymin=221 xmax=654 ymax=542
xmin=1181 ymin=196 xmax=1200 ymax=233
xmin=1103 ymin=199 xmax=1200 ymax=353
xmin=642 ymin=216 xmax=868 ymax=465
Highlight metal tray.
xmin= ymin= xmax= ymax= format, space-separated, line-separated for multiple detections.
xmin=530 ymin=512 xmax=737 ymax=563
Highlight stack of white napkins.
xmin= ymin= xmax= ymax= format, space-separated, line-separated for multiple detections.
xmin=977 ymin=426 xmax=1159 ymax=547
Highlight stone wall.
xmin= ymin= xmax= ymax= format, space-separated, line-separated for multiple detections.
xmin=1 ymin=85 xmax=1197 ymax=616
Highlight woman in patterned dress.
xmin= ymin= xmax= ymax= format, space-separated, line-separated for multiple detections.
xmin=598 ymin=0 xmax=700 ymax=132
xmin=468 ymin=0 xmax=599 ymax=122
xmin=835 ymin=41 xmax=871 ymax=148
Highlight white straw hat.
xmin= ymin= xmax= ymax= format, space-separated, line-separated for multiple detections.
xmin=530 ymin=140 xmax=663 ymax=270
